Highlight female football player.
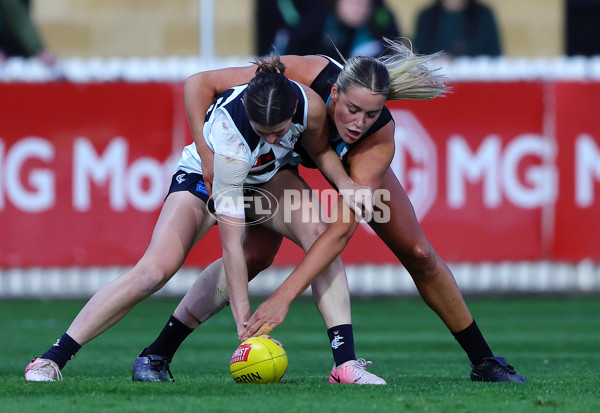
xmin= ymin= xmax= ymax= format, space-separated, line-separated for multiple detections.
xmin=24 ymin=58 xmax=384 ymax=384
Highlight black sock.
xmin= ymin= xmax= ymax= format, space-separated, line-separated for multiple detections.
xmin=40 ymin=333 xmax=81 ymax=370
xmin=327 ymin=324 xmax=356 ymax=367
xmin=452 ymin=320 xmax=493 ymax=366
xmin=140 ymin=315 xmax=193 ymax=361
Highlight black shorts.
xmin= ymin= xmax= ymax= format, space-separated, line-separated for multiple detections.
xmin=167 ymin=170 xmax=214 ymax=210
xmin=167 ymin=165 xmax=300 ymax=216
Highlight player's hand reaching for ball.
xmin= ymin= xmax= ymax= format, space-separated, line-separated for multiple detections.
xmin=239 ymin=294 xmax=290 ymax=342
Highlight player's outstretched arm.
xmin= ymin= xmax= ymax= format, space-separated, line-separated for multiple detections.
xmin=213 ymin=154 xmax=253 ymax=336
xmin=240 ymin=198 xmax=360 ymax=340
xmin=239 ymin=124 xmax=395 ymax=340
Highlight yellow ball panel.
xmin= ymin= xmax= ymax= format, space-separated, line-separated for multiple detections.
xmin=231 ymin=356 xmax=288 ymax=383
xmin=230 ymin=336 xmax=288 ymax=383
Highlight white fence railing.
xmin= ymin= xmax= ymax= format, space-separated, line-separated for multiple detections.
xmin=2 ymin=262 xmax=599 ymax=299
xmin=2 ymin=55 xmax=600 ymax=83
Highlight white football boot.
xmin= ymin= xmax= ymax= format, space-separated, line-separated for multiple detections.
xmin=329 ymin=358 xmax=387 ymax=385
xmin=25 ymin=358 xmax=63 ymax=382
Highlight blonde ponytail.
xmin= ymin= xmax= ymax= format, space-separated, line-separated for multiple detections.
xmin=336 ymin=38 xmax=448 ymax=101
xmin=379 ymin=38 xmax=448 ymax=101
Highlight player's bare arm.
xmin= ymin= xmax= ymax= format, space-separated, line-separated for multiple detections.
xmin=219 ymin=215 xmax=252 ymax=337
xmin=346 ymin=122 xmax=396 ymax=190
xmin=279 ymin=55 xmax=330 ymax=86
xmin=239 ymin=123 xmax=395 ymax=340
xmin=239 ymin=198 xmax=358 ymax=341
xmin=212 ymin=154 xmax=253 ymax=337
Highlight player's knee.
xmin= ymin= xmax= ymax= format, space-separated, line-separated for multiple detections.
xmin=404 ymin=242 xmax=437 ymax=274
xmin=298 ymin=221 xmax=330 ymax=251
xmin=179 ymin=306 xmax=202 ymax=329
xmin=245 ymin=248 xmax=276 ymax=276
xmin=134 ymin=265 xmax=173 ymax=295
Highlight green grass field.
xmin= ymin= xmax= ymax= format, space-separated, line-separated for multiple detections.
xmin=1 ymin=295 xmax=599 ymax=412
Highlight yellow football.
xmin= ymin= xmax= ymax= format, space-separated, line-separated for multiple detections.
xmin=230 ymin=336 xmax=288 ymax=383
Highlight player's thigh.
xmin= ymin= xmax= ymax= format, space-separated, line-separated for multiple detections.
xmin=243 ymin=224 xmax=284 ymax=277
xmin=368 ymin=168 xmax=430 ymax=255
xmin=143 ymin=191 xmax=216 ymax=272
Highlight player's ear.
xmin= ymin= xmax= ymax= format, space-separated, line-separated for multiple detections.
xmin=330 ymin=84 xmax=338 ymax=103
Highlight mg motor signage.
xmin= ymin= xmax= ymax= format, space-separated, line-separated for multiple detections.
xmin=1 ymin=81 xmax=599 ymax=267
xmin=0 ymin=82 xmax=209 ymax=267
xmin=409 ymin=82 xmax=549 ymax=262
xmin=337 ymin=82 xmax=549 ymax=263
xmin=389 ymin=109 xmax=437 ymax=222
xmin=552 ymin=82 xmax=600 ymax=260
